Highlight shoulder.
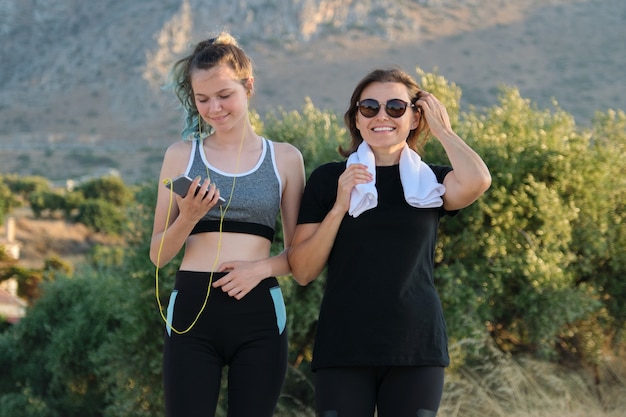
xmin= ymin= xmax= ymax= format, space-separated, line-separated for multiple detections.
xmin=303 ymin=161 xmax=345 ymax=189
xmin=269 ymin=140 xmax=302 ymax=160
xmin=156 ymin=140 xmax=194 ymax=181
xmin=300 ymin=162 xmax=344 ymax=215
xmin=159 ymin=140 xmax=194 ymax=175
xmin=267 ymin=139 xmax=304 ymax=170
xmin=310 ymin=161 xmax=346 ymax=179
xmin=164 ymin=139 xmax=194 ymax=160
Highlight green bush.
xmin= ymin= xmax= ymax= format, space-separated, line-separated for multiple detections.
xmin=263 ymin=97 xmax=348 ymax=177
xmin=0 ymin=177 xmax=24 ymax=224
xmin=74 ymin=199 xmax=126 ymax=235
xmin=75 ymin=175 xmax=133 ymax=207
xmin=28 ymin=189 xmax=66 ymax=218
xmin=0 ymin=269 xmax=126 ymax=417
xmin=2 ymin=174 xmax=51 ymax=196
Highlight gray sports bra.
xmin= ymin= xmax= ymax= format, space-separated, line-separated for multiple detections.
xmin=184 ymin=137 xmax=282 ymax=241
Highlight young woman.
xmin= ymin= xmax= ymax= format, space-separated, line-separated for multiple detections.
xmin=149 ymin=32 xmax=305 ymax=417
xmin=287 ymin=67 xmax=491 ymax=417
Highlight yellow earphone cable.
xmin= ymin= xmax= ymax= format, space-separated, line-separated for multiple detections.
xmin=155 ymin=128 xmax=246 ymax=334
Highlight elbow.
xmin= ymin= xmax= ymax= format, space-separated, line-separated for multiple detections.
xmin=288 ymin=262 xmax=314 ymax=286
xmin=149 ymin=248 xmax=167 ymax=268
xmin=471 ymin=167 xmax=492 ymax=196
xmin=149 ymin=254 xmax=161 ymax=268
xmin=469 ymin=174 xmax=492 ymax=203
xmin=287 ymin=251 xmax=318 ymax=286
xmin=291 ymin=270 xmax=316 ymax=286
xmin=481 ymin=171 xmax=492 ymax=193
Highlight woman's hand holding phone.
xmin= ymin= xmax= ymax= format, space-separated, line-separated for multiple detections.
xmin=166 ymin=175 xmax=226 ymax=203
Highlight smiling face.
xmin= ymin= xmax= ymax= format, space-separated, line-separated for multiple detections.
xmin=191 ymin=64 xmax=253 ymax=135
xmin=355 ymin=81 xmax=420 ymax=163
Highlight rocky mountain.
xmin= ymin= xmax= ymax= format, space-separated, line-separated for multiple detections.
xmin=0 ymin=0 xmax=440 ymax=137
xmin=1 ymin=0 xmax=624 ymax=181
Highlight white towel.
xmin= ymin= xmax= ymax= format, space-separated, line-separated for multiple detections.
xmin=346 ymin=142 xmax=445 ymax=217
xmin=346 ymin=142 xmax=378 ymax=217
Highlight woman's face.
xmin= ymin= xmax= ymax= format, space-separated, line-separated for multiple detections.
xmin=355 ymin=81 xmax=419 ymax=156
xmin=191 ymin=64 xmax=252 ymax=134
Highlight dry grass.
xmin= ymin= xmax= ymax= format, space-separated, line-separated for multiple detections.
xmin=2 ymin=207 xmax=114 ymax=269
xmin=440 ymin=351 xmax=626 ymax=417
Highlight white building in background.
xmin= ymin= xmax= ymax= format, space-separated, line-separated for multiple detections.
xmin=1 ymin=217 xmax=20 ymax=259
xmin=0 ymin=216 xmax=27 ymax=324
xmin=0 ymin=281 xmax=26 ymax=324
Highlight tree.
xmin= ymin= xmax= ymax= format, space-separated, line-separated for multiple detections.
xmin=75 ymin=175 xmax=133 ymax=207
xmin=0 ymin=182 xmax=166 ymax=417
xmin=74 ymin=199 xmax=126 ymax=235
xmin=0 ymin=179 xmax=20 ymax=225
xmin=263 ymin=97 xmax=348 ymax=177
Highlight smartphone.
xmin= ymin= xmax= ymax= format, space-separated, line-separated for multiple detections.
xmin=165 ymin=175 xmax=226 ymax=202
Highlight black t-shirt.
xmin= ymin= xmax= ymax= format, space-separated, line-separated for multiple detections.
xmin=297 ymin=161 xmax=455 ymax=370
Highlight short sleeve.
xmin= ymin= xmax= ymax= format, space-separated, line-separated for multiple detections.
xmin=428 ymin=163 xmax=452 ymax=184
xmin=297 ymin=162 xmax=345 ymax=224
xmin=428 ymin=163 xmax=458 ymax=217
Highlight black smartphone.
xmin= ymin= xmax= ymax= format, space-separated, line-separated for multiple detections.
xmin=165 ymin=175 xmax=226 ymax=202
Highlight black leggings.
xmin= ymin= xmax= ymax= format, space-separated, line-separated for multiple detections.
xmin=315 ymin=366 xmax=444 ymax=417
xmin=163 ymin=271 xmax=288 ymax=417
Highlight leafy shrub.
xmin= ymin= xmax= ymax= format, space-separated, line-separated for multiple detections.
xmin=263 ymin=97 xmax=348 ymax=177
xmin=74 ymin=199 xmax=125 ymax=235
xmin=28 ymin=189 xmax=66 ymax=218
xmin=75 ymin=175 xmax=133 ymax=206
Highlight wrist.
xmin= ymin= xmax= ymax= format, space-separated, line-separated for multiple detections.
xmin=329 ymin=203 xmax=348 ymax=218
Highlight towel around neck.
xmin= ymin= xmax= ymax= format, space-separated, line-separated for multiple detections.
xmin=346 ymin=142 xmax=445 ymax=217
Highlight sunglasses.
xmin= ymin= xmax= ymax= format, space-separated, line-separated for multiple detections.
xmin=356 ymin=98 xmax=415 ymax=118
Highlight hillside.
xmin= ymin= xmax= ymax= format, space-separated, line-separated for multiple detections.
xmin=1 ymin=0 xmax=625 ymax=183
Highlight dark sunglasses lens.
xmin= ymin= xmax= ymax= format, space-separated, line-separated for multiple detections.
xmin=359 ymin=99 xmax=380 ymax=118
xmin=386 ymin=99 xmax=408 ymax=118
